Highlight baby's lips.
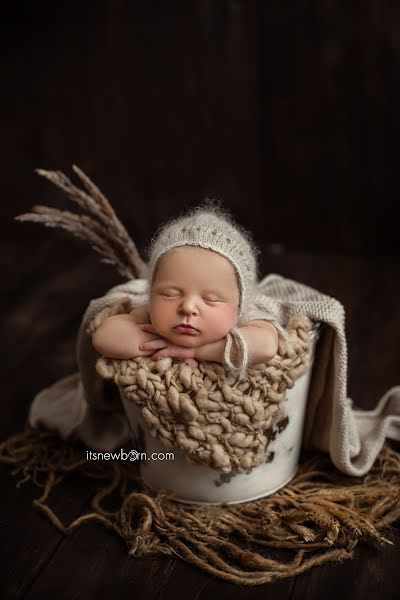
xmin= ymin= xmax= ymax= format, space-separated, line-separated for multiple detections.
xmin=174 ymin=323 xmax=200 ymax=332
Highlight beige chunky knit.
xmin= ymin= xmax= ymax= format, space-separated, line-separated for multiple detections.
xmin=90 ymin=302 xmax=313 ymax=473
xmin=28 ymin=273 xmax=400 ymax=477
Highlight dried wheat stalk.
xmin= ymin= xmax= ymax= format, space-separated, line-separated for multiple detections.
xmin=15 ymin=165 xmax=148 ymax=280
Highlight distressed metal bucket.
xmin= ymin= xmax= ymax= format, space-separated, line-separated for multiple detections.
xmin=121 ymin=324 xmax=320 ymax=505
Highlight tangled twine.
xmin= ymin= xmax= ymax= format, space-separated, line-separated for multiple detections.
xmin=1 ymin=428 xmax=398 ymax=586
xmin=90 ymin=300 xmax=313 ymax=472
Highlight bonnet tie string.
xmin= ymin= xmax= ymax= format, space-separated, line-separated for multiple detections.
xmin=224 ymin=319 xmax=291 ymax=379
xmin=224 ymin=327 xmax=249 ymax=379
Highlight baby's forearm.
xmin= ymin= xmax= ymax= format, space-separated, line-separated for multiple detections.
xmin=92 ymin=315 xmax=278 ymax=366
xmin=241 ymin=321 xmax=279 ymax=364
xmin=92 ymin=314 xmax=158 ymax=359
xmin=195 ymin=338 xmax=226 ymax=363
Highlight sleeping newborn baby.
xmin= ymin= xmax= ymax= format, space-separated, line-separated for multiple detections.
xmin=92 ymin=206 xmax=280 ymax=376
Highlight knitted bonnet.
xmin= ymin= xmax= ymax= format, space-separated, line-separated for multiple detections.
xmin=146 ymin=205 xmax=260 ymax=378
xmin=147 ymin=204 xmax=259 ymax=323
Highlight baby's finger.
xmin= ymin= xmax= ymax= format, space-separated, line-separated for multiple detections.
xmin=139 ymin=339 xmax=168 ymax=351
xmin=151 ymin=350 xmax=167 ymax=360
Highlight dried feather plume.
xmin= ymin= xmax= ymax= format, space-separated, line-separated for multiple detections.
xmin=15 ymin=165 xmax=148 ymax=280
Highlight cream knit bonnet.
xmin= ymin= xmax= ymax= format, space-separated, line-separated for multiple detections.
xmin=146 ymin=204 xmax=260 ymax=378
xmin=147 ymin=204 xmax=259 ymax=322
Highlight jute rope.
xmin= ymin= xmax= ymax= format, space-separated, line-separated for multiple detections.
xmin=0 ymin=428 xmax=398 ymax=585
xmin=89 ymin=300 xmax=313 ymax=472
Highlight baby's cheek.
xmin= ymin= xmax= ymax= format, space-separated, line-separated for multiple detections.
xmin=207 ymin=307 xmax=238 ymax=338
xmin=149 ymin=302 xmax=172 ymax=333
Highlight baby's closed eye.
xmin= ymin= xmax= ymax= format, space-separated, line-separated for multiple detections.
xmin=203 ymin=295 xmax=223 ymax=303
xmin=158 ymin=288 xmax=180 ymax=297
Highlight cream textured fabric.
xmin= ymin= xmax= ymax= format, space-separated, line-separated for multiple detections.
xmin=28 ymin=273 xmax=400 ymax=476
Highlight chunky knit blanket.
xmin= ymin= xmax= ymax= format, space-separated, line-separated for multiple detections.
xmin=29 ymin=273 xmax=400 ymax=477
xmin=90 ymin=301 xmax=313 ymax=473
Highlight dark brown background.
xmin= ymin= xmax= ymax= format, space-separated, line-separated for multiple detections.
xmin=1 ymin=2 xmax=399 ymax=599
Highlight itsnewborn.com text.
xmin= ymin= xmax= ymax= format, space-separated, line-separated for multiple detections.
xmin=86 ymin=449 xmax=175 ymax=461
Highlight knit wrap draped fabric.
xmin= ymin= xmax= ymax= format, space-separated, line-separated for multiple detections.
xmin=28 ymin=272 xmax=400 ymax=477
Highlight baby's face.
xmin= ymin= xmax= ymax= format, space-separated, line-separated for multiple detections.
xmin=149 ymin=246 xmax=240 ymax=348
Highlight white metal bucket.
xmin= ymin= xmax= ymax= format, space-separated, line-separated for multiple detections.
xmin=121 ymin=325 xmax=320 ymax=505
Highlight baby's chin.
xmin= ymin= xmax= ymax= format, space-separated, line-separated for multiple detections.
xmin=165 ymin=334 xmax=205 ymax=349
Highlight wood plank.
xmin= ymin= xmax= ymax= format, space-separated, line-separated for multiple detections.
xmin=348 ymin=256 xmax=400 ymax=409
xmin=21 ymin=524 xmax=178 ymax=600
xmin=290 ymin=528 xmax=400 ymax=600
xmin=1 ymin=247 xmax=123 ymax=599
xmin=21 ymin=522 xmax=297 ymax=600
xmin=257 ymin=0 xmax=398 ymax=254
xmin=0 ymin=459 xmax=99 ymax=599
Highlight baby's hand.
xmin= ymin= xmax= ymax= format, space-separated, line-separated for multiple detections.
xmin=138 ymin=325 xmax=198 ymax=367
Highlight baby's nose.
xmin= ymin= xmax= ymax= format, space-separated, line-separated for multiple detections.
xmin=179 ymin=298 xmax=199 ymax=315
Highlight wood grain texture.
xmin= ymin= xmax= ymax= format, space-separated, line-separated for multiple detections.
xmin=1 ymin=1 xmax=399 ymax=255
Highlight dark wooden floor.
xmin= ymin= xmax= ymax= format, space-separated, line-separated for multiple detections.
xmin=1 ymin=239 xmax=399 ymax=600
